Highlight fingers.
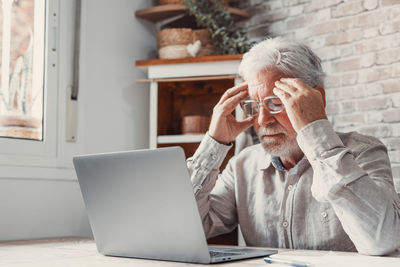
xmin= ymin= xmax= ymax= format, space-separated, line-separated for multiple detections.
xmin=273 ymin=87 xmax=290 ymax=103
xmin=218 ymin=82 xmax=248 ymax=104
xmin=274 ymin=80 xmax=297 ymax=95
xmin=280 ymin=78 xmax=307 ymax=91
xmin=219 ymin=90 xmax=248 ymax=114
xmin=274 ymin=78 xmax=312 ymax=102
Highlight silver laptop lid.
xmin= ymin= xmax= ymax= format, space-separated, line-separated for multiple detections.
xmin=73 ymin=147 xmax=211 ymax=264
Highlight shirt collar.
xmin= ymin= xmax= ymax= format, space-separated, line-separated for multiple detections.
xmin=256 ymin=146 xmax=310 ymax=173
xmin=289 ymin=155 xmax=310 ymax=175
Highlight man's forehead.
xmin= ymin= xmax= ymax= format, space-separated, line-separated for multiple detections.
xmin=247 ymin=69 xmax=285 ymax=98
xmin=248 ymin=68 xmax=286 ymax=84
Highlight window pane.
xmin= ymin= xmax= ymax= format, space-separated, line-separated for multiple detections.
xmin=0 ymin=0 xmax=45 ymax=141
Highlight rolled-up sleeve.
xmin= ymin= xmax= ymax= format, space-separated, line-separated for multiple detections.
xmin=297 ymin=119 xmax=400 ymax=255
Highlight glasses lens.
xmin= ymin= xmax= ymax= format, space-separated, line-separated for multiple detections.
xmin=240 ymin=100 xmax=259 ymax=118
xmin=263 ymin=96 xmax=284 ymax=114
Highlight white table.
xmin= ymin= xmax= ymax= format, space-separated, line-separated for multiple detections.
xmin=1 ymin=238 xmax=399 ymax=267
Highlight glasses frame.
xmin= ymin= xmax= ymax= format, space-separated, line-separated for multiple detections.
xmin=240 ymin=95 xmax=285 ymax=117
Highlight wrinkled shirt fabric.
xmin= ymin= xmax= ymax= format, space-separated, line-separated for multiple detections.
xmin=187 ymin=120 xmax=400 ymax=255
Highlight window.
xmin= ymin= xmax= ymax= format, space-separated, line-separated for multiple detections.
xmin=0 ymin=0 xmax=45 ymax=140
xmin=0 ymin=0 xmax=58 ymax=159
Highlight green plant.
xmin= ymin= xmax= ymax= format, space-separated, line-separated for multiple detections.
xmin=183 ymin=0 xmax=251 ymax=54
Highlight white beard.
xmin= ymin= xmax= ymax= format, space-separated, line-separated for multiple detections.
xmin=257 ymin=126 xmax=300 ymax=158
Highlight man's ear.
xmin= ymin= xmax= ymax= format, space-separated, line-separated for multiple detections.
xmin=314 ymin=85 xmax=326 ymax=107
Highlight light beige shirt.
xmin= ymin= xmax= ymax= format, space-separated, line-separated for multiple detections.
xmin=187 ymin=120 xmax=400 ymax=255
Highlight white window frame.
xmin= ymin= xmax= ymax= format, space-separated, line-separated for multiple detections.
xmin=0 ymin=0 xmax=58 ymax=164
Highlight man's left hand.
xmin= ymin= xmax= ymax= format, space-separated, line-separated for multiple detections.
xmin=273 ymin=78 xmax=328 ymax=132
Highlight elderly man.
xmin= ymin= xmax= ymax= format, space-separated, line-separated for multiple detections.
xmin=187 ymin=37 xmax=400 ymax=255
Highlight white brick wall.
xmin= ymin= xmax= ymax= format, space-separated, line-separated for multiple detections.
xmin=236 ymin=0 xmax=400 ymax=191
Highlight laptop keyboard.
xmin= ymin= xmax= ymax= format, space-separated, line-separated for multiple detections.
xmin=209 ymin=250 xmax=242 ymax=258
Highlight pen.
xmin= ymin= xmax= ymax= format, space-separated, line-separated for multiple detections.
xmin=264 ymin=256 xmax=312 ymax=267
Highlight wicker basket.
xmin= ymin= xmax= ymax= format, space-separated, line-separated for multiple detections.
xmin=192 ymin=29 xmax=213 ymax=45
xmin=158 ymin=28 xmax=215 ymax=49
xmin=158 ymin=0 xmax=230 ymax=6
xmin=192 ymin=29 xmax=219 ymax=56
xmin=157 ymin=28 xmax=219 ymax=59
xmin=158 ymin=45 xmax=190 ymax=59
xmin=157 ymin=28 xmax=193 ymax=49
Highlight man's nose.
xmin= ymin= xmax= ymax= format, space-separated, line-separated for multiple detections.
xmin=257 ymin=107 xmax=275 ymax=126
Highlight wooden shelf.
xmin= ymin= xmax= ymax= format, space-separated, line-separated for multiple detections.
xmin=136 ymin=54 xmax=243 ymax=67
xmin=157 ymin=79 xmax=233 ymax=137
xmin=135 ymin=4 xmax=250 ymax=23
xmin=157 ymin=134 xmax=205 ymax=144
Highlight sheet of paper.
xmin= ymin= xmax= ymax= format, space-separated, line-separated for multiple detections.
xmin=270 ymin=251 xmax=400 ymax=267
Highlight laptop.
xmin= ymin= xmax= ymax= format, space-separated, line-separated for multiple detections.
xmin=73 ymin=146 xmax=277 ymax=264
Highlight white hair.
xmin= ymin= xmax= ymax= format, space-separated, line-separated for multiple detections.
xmin=238 ymin=37 xmax=325 ymax=87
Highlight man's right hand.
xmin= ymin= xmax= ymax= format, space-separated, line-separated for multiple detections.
xmin=208 ymin=83 xmax=255 ymax=145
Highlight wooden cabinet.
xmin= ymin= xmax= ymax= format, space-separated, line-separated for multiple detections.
xmin=156 ymin=78 xmax=237 ymax=172
xmin=136 ymin=55 xmax=245 ymax=245
xmin=136 ymin=55 xmax=244 ymax=150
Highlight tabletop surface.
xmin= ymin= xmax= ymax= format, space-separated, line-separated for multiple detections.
xmin=1 ymin=238 xmax=399 ymax=267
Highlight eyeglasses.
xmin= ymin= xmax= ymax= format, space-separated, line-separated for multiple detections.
xmin=240 ymin=95 xmax=284 ymax=118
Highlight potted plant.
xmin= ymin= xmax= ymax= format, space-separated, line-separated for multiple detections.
xmin=183 ymin=0 xmax=252 ymax=54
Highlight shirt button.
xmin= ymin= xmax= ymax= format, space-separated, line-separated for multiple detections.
xmin=321 ymin=211 xmax=328 ymax=218
xmin=282 ymin=221 xmax=289 ymax=228
xmin=287 ymin=185 xmax=293 ymax=191
xmin=211 ymin=154 xmax=217 ymax=160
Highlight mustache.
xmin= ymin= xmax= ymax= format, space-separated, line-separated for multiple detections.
xmin=257 ymin=125 xmax=287 ymax=136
